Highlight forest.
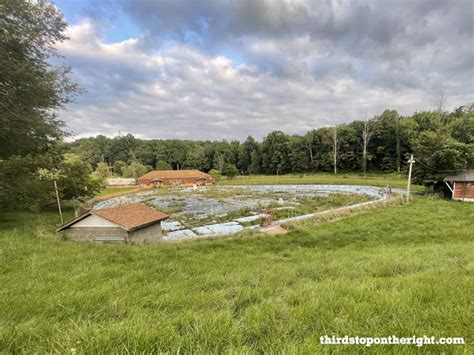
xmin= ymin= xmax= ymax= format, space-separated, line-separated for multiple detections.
xmin=65 ymin=104 xmax=474 ymax=187
xmin=1 ymin=0 xmax=473 ymax=210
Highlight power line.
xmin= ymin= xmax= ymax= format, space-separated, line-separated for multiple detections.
xmin=415 ymin=159 xmax=467 ymax=173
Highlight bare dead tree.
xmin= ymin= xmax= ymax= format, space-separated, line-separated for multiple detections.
xmin=217 ymin=153 xmax=225 ymax=174
xmin=304 ymin=130 xmax=315 ymax=165
xmin=436 ymin=89 xmax=447 ymax=122
xmin=360 ymin=119 xmax=373 ymax=176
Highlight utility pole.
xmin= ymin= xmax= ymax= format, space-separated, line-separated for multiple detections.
xmin=54 ymin=180 xmax=64 ymax=224
xmin=406 ymin=154 xmax=415 ymax=203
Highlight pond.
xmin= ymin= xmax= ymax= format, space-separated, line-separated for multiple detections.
xmin=93 ymin=185 xmax=388 ymax=240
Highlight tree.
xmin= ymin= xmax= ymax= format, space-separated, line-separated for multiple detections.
xmin=311 ymin=127 xmax=333 ymax=172
xmin=208 ymin=169 xmax=221 ymax=180
xmin=135 ymin=140 xmax=157 ymax=167
xmin=360 ymin=119 xmax=373 ymax=176
xmin=369 ymin=110 xmax=406 ymax=172
xmin=261 ymin=131 xmax=289 ymax=174
xmin=0 ymin=155 xmax=55 ymax=210
xmin=185 ymin=145 xmax=207 ymax=170
xmin=288 ymin=135 xmax=309 ymax=172
xmin=334 ymin=123 xmax=360 ymax=171
xmin=249 ymin=150 xmax=261 ymax=174
xmin=56 ymin=154 xmax=103 ymax=202
xmin=95 ymin=162 xmax=110 ymax=179
xmin=57 ymin=104 xmax=474 ymax=185
xmin=214 ymin=152 xmax=225 ymax=174
xmin=113 ymin=160 xmax=127 ymax=176
xmin=156 ymin=140 xmax=188 ymax=170
xmin=448 ymin=108 xmax=474 ymax=144
xmin=303 ymin=129 xmax=317 ymax=168
xmin=395 ymin=113 xmax=401 ymax=172
xmin=238 ymin=136 xmax=258 ymax=174
xmin=107 ymin=134 xmax=138 ymax=164
xmin=122 ymin=162 xmax=149 ymax=178
xmin=413 ymin=130 xmax=474 ymax=188
xmin=213 ymin=141 xmax=230 ymax=174
xmin=332 ymin=125 xmax=339 ymax=175
xmin=155 ymin=160 xmax=172 ymax=170
xmin=0 ymin=0 xmax=79 ymax=209
xmin=67 ymin=135 xmax=111 ymax=168
xmin=222 ymin=163 xmax=239 ymax=178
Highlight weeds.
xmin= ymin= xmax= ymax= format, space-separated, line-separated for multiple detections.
xmin=0 ymin=198 xmax=472 ymax=353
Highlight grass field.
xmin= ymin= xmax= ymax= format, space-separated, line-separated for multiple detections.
xmin=218 ymin=172 xmax=424 ymax=191
xmin=96 ymin=173 xmax=423 ymax=200
xmin=1 ymin=197 xmax=472 ymax=353
xmin=95 ymin=186 xmax=141 ymax=198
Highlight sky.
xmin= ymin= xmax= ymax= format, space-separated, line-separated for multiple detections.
xmin=53 ymin=0 xmax=474 ymax=141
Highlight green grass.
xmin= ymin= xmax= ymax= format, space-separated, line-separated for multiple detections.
xmin=269 ymin=192 xmax=374 ymax=220
xmin=0 ymin=198 xmax=473 ymax=353
xmin=218 ymin=172 xmax=424 ymax=191
xmin=96 ymin=186 xmax=141 ymax=198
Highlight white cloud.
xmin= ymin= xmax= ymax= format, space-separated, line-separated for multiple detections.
xmin=57 ymin=1 xmax=474 ymax=141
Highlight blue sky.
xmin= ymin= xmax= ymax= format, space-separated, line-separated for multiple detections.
xmin=55 ymin=0 xmax=141 ymax=43
xmin=52 ymin=0 xmax=473 ymax=140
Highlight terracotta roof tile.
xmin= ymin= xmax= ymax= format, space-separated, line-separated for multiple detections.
xmin=92 ymin=203 xmax=169 ymax=230
xmin=139 ymin=169 xmax=212 ymax=180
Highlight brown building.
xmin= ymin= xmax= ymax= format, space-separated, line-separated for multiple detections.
xmin=138 ymin=169 xmax=214 ymax=188
xmin=444 ymin=170 xmax=474 ymax=202
xmin=57 ymin=203 xmax=169 ymax=243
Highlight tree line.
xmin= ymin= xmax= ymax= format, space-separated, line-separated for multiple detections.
xmin=64 ymin=105 xmax=474 ymax=183
xmin=1 ymin=0 xmax=473 ymax=210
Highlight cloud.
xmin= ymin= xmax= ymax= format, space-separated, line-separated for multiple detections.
xmin=56 ymin=0 xmax=474 ymax=140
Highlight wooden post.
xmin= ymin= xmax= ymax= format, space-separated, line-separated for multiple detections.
xmin=406 ymin=154 xmax=415 ymax=203
xmin=54 ymin=180 xmax=64 ymax=224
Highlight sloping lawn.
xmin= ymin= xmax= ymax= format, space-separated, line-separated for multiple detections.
xmin=0 ymin=198 xmax=472 ymax=353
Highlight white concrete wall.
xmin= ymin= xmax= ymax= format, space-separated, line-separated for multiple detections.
xmin=71 ymin=214 xmax=120 ymax=228
xmin=106 ymin=178 xmax=137 ymax=186
xmin=128 ymin=223 xmax=163 ymax=244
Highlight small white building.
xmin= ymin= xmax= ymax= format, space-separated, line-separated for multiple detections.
xmin=57 ymin=203 xmax=169 ymax=244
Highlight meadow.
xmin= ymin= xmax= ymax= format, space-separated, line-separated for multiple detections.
xmin=1 ymin=196 xmax=472 ymax=353
xmin=218 ymin=172 xmax=425 ymax=191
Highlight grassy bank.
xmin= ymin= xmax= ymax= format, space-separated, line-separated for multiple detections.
xmin=95 ymin=186 xmax=141 ymax=198
xmin=218 ymin=172 xmax=424 ymax=191
xmin=0 ymin=197 xmax=472 ymax=353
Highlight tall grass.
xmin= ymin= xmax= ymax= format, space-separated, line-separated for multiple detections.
xmin=0 ymin=198 xmax=472 ymax=353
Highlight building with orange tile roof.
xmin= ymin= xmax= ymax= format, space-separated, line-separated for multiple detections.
xmin=138 ymin=169 xmax=214 ymax=188
xmin=57 ymin=203 xmax=169 ymax=244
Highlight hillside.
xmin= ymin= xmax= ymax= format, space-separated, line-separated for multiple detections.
xmin=1 ymin=197 xmax=472 ymax=353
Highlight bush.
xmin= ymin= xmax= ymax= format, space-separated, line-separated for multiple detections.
xmin=122 ymin=162 xmax=148 ymax=178
xmin=223 ymin=164 xmax=239 ymax=178
xmin=113 ymin=160 xmax=127 ymax=176
xmin=208 ymin=169 xmax=221 ymax=180
xmin=95 ymin=162 xmax=110 ymax=179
